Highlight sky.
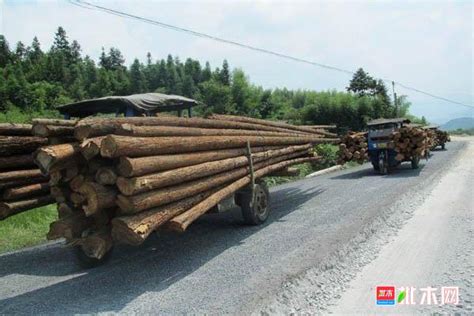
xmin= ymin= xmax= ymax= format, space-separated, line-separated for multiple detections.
xmin=1 ymin=0 xmax=472 ymax=124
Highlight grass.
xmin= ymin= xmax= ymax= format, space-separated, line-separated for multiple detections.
xmin=0 ymin=204 xmax=57 ymax=253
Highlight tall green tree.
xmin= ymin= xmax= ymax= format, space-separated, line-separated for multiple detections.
xmin=129 ymin=58 xmax=146 ymax=93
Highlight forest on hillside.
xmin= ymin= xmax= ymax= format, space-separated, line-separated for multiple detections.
xmin=0 ymin=27 xmax=424 ymax=129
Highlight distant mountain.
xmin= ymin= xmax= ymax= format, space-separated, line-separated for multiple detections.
xmin=440 ymin=117 xmax=474 ymax=131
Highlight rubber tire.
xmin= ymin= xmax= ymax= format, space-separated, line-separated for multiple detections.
xmin=372 ymin=162 xmax=380 ymax=172
xmin=240 ymin=182 xmax=270 ymax=225
xmin=74 ymin=245 xmax=112 ymax=269
xmin=411 ymin=156 xmax=420 ymax=169
xmin=378 ymin=153 xmax=388 ymax=175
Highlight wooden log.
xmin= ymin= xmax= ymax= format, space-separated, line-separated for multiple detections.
xmin=116 ymin=150 xmax=311 ymax=214
xmin=112 ymin=189 xmax=219 ymax=245
xmin=209 ymin=114 xmax=326 ymax=135
xmin=50 ymin=186 xmax=71 ymax=203
xmin=70 ymin=192 xmax=86 ymax=206
xmin=47 ymin=213 xmax=92 ymax=240
xmin=116 ymin=145 xmax=311 ymax=195
xmin=0 ymin=169 xmax=44 ymax=183
xmin=118 ymin=146 xmax=283 ymax=177
xmin=266 ymin=167 xmax=300 ymax=177
xmin=115 ymin=123 xmax=312 ymax=138
xmin=79 ymin=137 xmax=105 ymax=160
xmin=167 ymin=156 xmax=319 ymax=232
xmin=32 ymin=118 xmax=77 ymax=126
xmin=0 ymin=195 xmax=54 ymax=220
xmin=74 ymin=116 xmax=313 ymax=140
xmin=58 ymin=202 xmax=75 ymax=218
xmin=0 ymin=177 xmax=47 ymax=191
xmin=70 ymin=174 xmax=93 ymax=192
xmin=0 ymin=123 xmax=32 ymax=136
xmin=47 ymin=136 xmax=76 ymax=145
xmin=0 ymin=136 xmax=47 ymax=156
xmin=95 ymin=167 xmax=117 ymax=185
xmin=88 ymin=158 xmax=111 ymax=174
xmin=0 ymin=154 xmax=35 ymax=170
xmin=76 ymin=230 xmax=113 ymax=260
xmin=49 ymin=170 xmax=62 ymax=186
xmin=300 ymin=125 xmax=337 ymax=129
xmin=63 ymin=164 xmax=79 ymax=182
xmin=2 ymin=182 xmax=49 ymax=201
xmin=101 ymin=134 xmax=337 ymax=158
xmin=78 ymin=182 xmax=117 ymax=216
xmin=32 ymin=124 xmax=74 ymax=137
xmin=34 ymin=143 xmax=79 ymax=173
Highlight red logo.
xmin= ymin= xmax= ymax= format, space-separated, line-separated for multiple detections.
xmin=376 ymin=286 xmax=395 ymax=305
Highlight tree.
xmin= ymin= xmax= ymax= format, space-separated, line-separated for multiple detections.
xmin=347 ymin=68 xmax=393 ymax=117
xmin=199 ymin=79 xmax=232 ymax=114
xmin=219 ymin=59 xmax=230 ymax=85
xmin=99 ymin=47 xmax=109 ymax=69
xmin=201 ymin=61 xmax=211 ymax=82
xmin=70 ymin=40 xmax=82 ymax=62
xmin=182 ymin=74 xmax=196 ymax=97
xmin=146 ymin=52 xmax=152 ymax=66
xmin=129 ymin=58 xmax=146 ymax=93
xmin=0 ymin=30 xmax=427 ymax=131
xmin=347 ymin=68 xmax=376 ymax=96
xmin=26 ymin=37 xmax=43 ymax=62
xmin=51 ymin=26 xmax=71 ymax=59
xmin=109 ymin=48 xmax=125 ymax=69
xmin=15 ymin=42 xmax=26 ymax=61
xmin=0 ymin=35 xmax=11 ymax=67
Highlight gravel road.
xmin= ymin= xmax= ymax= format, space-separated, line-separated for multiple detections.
xmin=329 ymin=137 xmax=473 ymax=314
xmin=0 ymin=139 xmax=470 ymax=314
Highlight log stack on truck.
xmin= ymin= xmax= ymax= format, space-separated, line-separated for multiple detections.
xmin=367 ymin=118 xmax=430 ymax=174
xmin=0 ymin=119 xmax=80 ymax=220
xmin=0 ymin=123 xmax=52 ymax=220
xmin=423 ymin=125 xmax=450 ymax=150
xmin=392 ymin=125 xmax=430 ymax=162
xmin=21 ymin=93 xmax=338 ymax=267
xmin=337 ymin=131 xmax=368 ymax=165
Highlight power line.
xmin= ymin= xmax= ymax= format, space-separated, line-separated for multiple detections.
xmin=68 ymin=0 xmax=473 ymax=109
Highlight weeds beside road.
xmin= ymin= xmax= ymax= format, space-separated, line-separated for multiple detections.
xmin=0 ymin=205 xmax=57 ymax=253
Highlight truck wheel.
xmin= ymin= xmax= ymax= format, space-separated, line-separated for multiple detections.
xmin=73 ymin=245 xmax=112 ymax=269
xmin=411 ymin=156 xmax=420 ymax=169
xmin=378 ymin=152 xmax=388 ymax=175
xmin=371 ymin=162 xmax=380 ymax=171
xmin=240 ymin=182 xmax=270 ymax=225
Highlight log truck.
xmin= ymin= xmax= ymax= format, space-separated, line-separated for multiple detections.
xmin=59 ymin=93 xmax=273 ymax=267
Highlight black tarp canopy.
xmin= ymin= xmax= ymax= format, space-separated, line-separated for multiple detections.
xmin=366 ymin=118 xmax=410 ymax=126
xmin=57 ymin=93 xmax=199 ymax=118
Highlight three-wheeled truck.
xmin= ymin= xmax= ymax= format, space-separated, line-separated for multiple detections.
xmin=58 ymin=93 xmax=272 ymax=267
xmin=366 ymin=118 xmax=421 ymax=175
xmin=424 ymin=125 xmax=449 ymax=150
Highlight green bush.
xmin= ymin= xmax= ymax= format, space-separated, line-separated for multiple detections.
xmin=0 ymin=104 xmax=61 ymax=124
xmin=0 ymin=204 xmax=57 ymax=253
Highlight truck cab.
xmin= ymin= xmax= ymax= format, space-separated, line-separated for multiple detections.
xmin=367 ymin=118 xmax=411 ymax=174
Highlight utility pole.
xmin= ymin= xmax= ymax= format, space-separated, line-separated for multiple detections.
xmin=392 ymin=81 xmax=398 ymax=117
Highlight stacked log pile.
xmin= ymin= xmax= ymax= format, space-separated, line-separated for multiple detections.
xmin=392 ymin=126 xmax=429 ymax=161
xmin=0 ymin=123 xmax=52 ymax=220
xmin=337 ymin=132 xmax=368 ymax=164
xmin=35 ymin=115 xmax=338 ymax=259
xmin=425 ymin=128 xmax=437 ymax=149
xmin=435 ymin=129 xmax=450 ymax=146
